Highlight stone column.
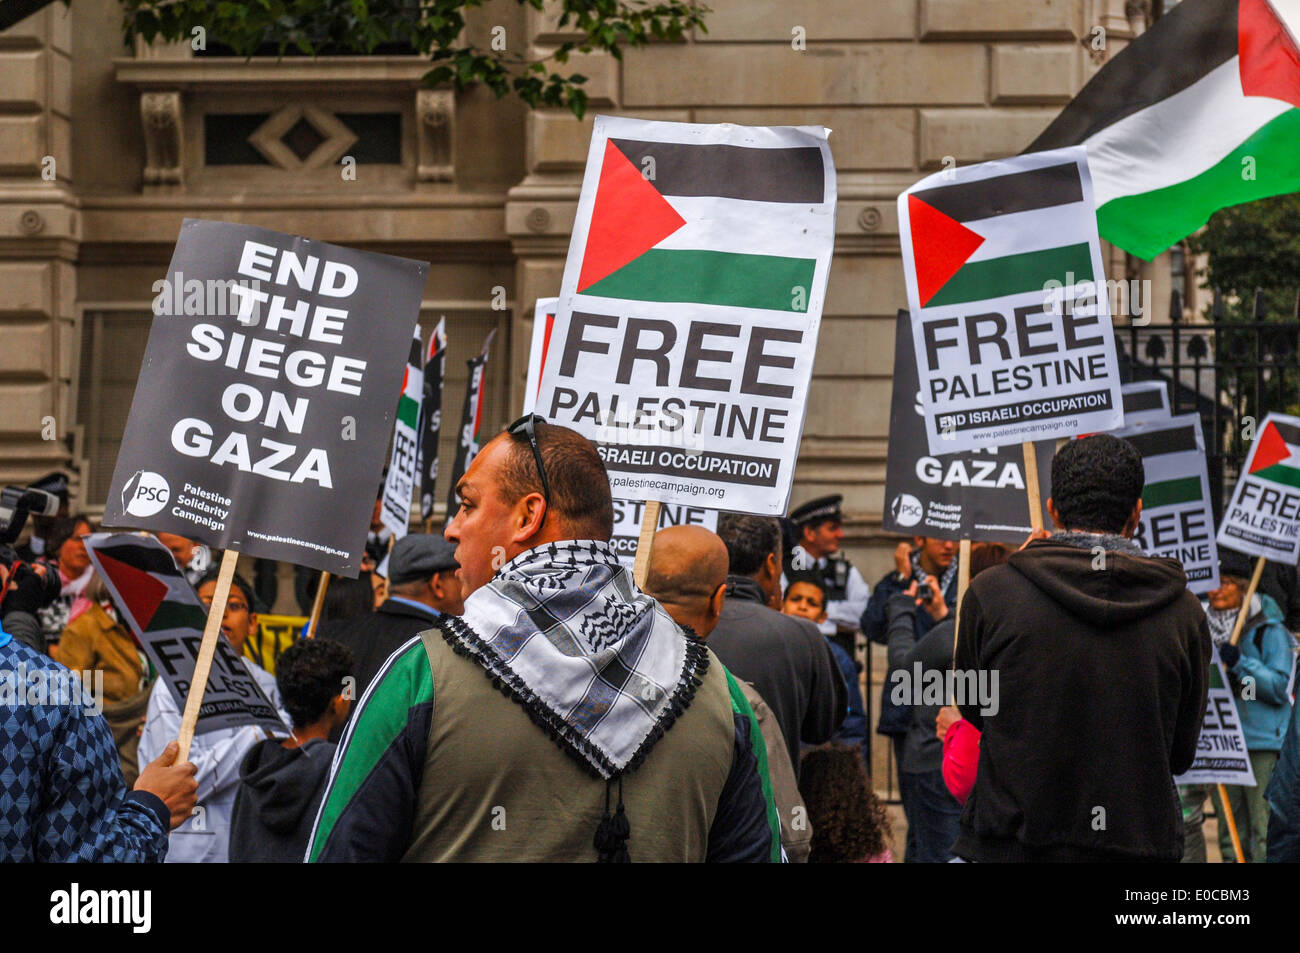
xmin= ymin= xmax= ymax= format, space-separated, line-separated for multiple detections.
xmin=0 ymin=3 xmax=79 ymax=490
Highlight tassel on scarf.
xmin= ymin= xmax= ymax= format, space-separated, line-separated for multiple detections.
xmin=594 ymin=776 xmax=631 ymax=863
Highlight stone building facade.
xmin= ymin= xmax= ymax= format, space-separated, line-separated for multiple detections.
xmin=0 ymin=0 xmax=1193 ymax=579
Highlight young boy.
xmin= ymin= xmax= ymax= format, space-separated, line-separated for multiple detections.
xmin=783 ymin=576 xmax=869 ymax=763
xmin=229 ymin=639 xmax=353 ymax=862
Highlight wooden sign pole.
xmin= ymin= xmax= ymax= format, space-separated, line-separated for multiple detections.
xmin=305 ymin=570 xmax=331 ymax=639
xmin=949 ymin=537 xmax=973 ymax=705
xmin=1215 ymin=555 xmax=1266 ymax=862
xmin=632 ymin=500 xmax=662 ymax=590
xmin=1022 ymin=441 xmax=1045 ymax=532
xmin=1217 ymin=784 xmax=1247 ymax=863
xmin=1228 ymin=556 xmax=1267 ymax=647
xmin=176 ymin=548 xmax=240 ymax=761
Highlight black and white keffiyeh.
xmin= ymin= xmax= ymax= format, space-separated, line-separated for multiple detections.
xmin=437 ymin=539 xmax=709 ymax=780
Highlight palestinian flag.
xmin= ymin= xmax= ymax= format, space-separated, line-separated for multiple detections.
xmin=1125 ymin=422 xmax=1207 ymax=508
xmin=1027 ymin=0 xmax=1300 ymax=260
xmin=418 ymin=316 xmax=446 ymax=522
xmin=83 ymin=534 xmax=206 ymax=641
xmin=446 ymin=328 xmax=496 ymax=516
xmin=1112 ymin=414 xmax=1219 ymax=591
xmin=380 ymin=325 xmax=424 ymax=538
xmin=573 ymin=126 xmax=832 ymax=314
xmin=903 ymin=152 xmax=1095 ymax=308
xmin=85 ymin=532 xmax=285 ymax=733
xmin=1247 ymin=416 xmax=1300 ymax=488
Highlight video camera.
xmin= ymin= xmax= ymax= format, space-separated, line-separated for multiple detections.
xmin=0 ymin=484 xmax=61 ymax=546
xmin=0 ymin=484 xmax=64 ymax=613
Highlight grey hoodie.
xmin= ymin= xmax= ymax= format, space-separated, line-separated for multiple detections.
xmin=230 ymin=738 xmax=335 ymax=863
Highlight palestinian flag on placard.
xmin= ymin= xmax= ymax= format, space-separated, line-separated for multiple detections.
xmin=446 ymin=328 xmax=496 ymax=516
xmin=397 ymin=327 xmax=423 ymax=433
xmin=83 ymin=534 xmax=207 ymax=644
xmin=575 ymin=137 xmax=827 ymax=313
xmin=905 ymin=155 xmax=1094 ymax=308
xmin=1125 ymin=421 xmax=1207 ymax=508
xmin=418 ymin=316 xmax=446 ymax=522
xmin=1248 ymin=416 xmax=1300 ymax=488
xmin=380 ymin=325 xmax=424 ymax=538
xmin=1026 ymin=0 xmax=1300 ymax=260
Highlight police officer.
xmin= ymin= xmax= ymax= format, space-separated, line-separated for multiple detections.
xmin=783 ymin=494 xmax=870 ymax=657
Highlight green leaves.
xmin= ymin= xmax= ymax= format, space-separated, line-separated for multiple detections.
xmin=118 ymin=0 xmax=708 ymax=118
xmin=1188 ymin=194 xmax=1300 ymax=321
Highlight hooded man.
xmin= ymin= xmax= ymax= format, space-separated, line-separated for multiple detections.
xmin=953 ymin=434 xmax=1210 ymax=862
xmin=306 ymin=417 xmax=779 ymax=862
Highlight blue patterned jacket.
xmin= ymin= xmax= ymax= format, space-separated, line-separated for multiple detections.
xmin=0 ymin=621 xmax=170 ymax=862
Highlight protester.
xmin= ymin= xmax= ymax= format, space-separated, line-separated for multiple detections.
xmin=38 ymin=513 xmax=96 ymax=654
xmin=646 ymin=524 xmax=811 ymax=863
xmin=138 ymin=569 xmax=290 ymax=863
xmin=953 ymin=434 xmax=1210 ymax=862
xmin=230 ymin=639 xmax=353 ymax=863
xmin=57 ymin=573 xmax=152 ymax=785
xmin=0 ymin=564 xmax=199 ymax=861
xmin=783 ymin=574 xmax=869 ymax=764
xmin=316 ymin=534 xmax=462 ymax=701
xmin=863 ymin=535 xmax=958 ymax=839
xmin=783 ymin=494 xmax=870 ymax=652
xmin=709 ymin=513 xmax=847 ymax=779
xmin=799 ymin=743 xmax=893 ymax=863
xmin=308 ymin=418 xmax=779 ymax=862
xmin=155 ymin=532 xmax=213 ymax=588
xmin=887 ymin=542 xmax=1010 ymax=861
xmin=1203 ymin=549 xmax=1296 ymax=863
xmin=319 ymin=572 xmax=377 ymax=624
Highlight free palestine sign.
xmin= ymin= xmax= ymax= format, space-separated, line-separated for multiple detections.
xmin=534 ymin=116 xmax=836 ymax=515
xmin=898 ymin=148 xmax=1124 ymax=454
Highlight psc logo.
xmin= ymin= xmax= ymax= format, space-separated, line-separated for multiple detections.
xmin=122 ymin=470 xmax=170 ymax=517
xmin=890 ymin=493 xmax=924 ymax=528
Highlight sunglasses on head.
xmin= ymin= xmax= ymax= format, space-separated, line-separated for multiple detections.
xmin=506 ymin=413 xmax=552 ymax=506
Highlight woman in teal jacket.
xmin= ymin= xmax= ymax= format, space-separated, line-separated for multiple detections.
xmin=1209 ymin=554 xmax=1297 ymax=862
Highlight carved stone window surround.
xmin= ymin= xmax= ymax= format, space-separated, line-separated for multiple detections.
xmin=113 ymin=55 xmax=454 ymax=192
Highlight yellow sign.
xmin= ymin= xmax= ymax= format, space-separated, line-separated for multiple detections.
xmin=244 ymin=614 xmax=306 ymax=675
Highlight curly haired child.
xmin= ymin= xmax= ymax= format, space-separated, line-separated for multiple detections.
xmin=800 ymin=742 xmax=893 ymax=862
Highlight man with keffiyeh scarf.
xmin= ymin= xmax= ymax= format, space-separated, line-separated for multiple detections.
xmin=306 ymin=418 xmax=780 ymax=862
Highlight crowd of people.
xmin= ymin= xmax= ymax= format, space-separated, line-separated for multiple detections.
xmin=2 ymin=421 xmax=1300 ymax=863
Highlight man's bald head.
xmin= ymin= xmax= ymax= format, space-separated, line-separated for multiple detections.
xmin=644 ymin=525 xmax=729 ymax=638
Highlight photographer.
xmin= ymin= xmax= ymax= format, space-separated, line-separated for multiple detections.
xmin=0 ymin=548 xmax=62 ymax=654
xmin=861 ymin=536 xmax=961 ymax=854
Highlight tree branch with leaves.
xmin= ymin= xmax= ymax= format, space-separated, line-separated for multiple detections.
xmin=117 ymin=0 xmax=708 ymax=117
